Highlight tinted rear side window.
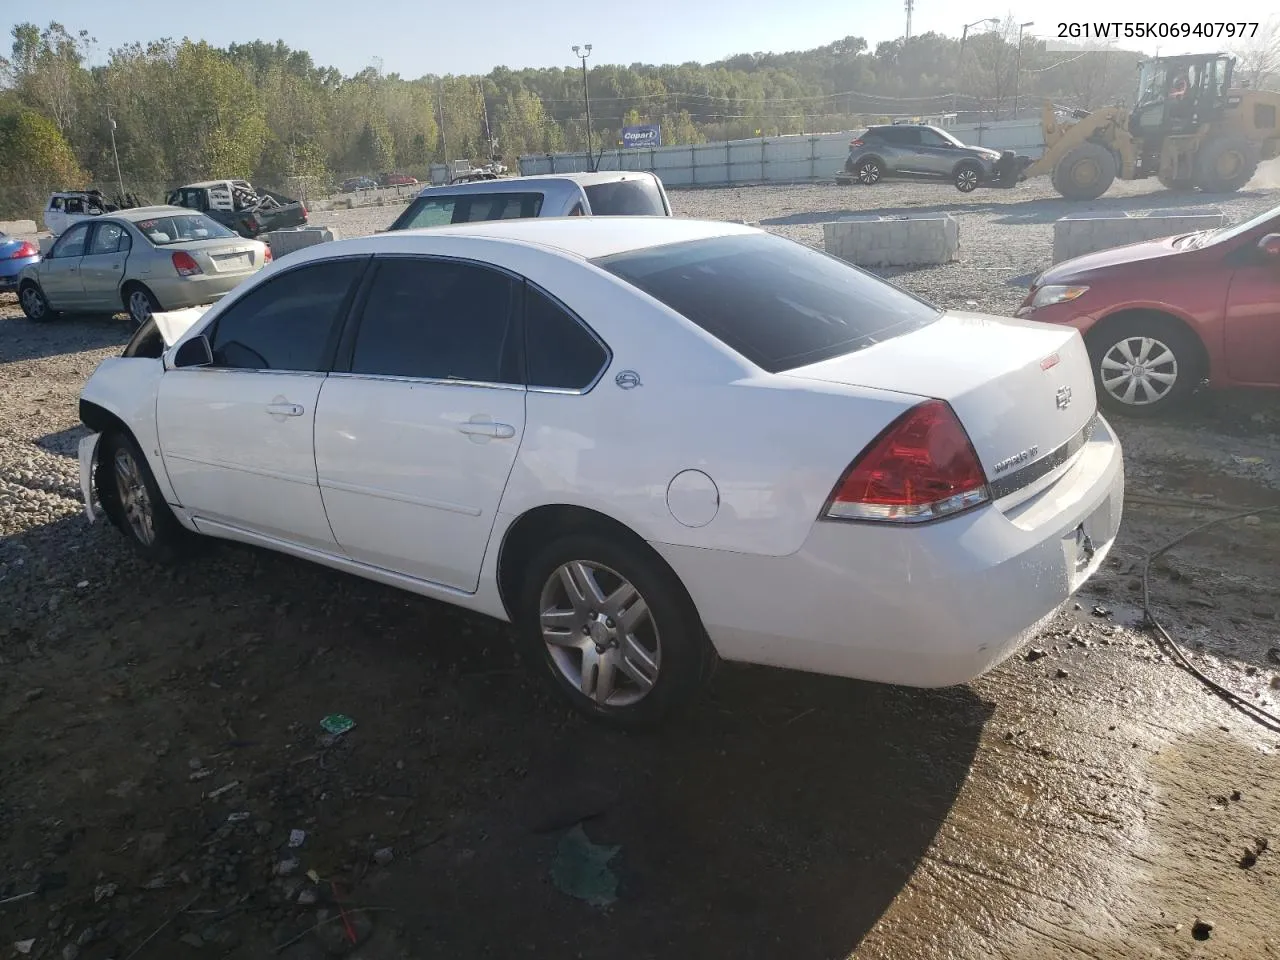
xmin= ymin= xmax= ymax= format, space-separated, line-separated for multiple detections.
xmin=525 ymin=285 xmax=609 ymax=390
xmin=583 ymin=179 xmax=666 ymax=216
xmin=594 ymin=233 xmax=940 ymax=373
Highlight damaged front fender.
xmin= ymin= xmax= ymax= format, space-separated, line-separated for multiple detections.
xmin=78 ymin=431 xmax=102 ymax=522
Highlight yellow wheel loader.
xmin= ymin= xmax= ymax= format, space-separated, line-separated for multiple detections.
xmin=1023 ymin=53 xmax=1280 ymax=201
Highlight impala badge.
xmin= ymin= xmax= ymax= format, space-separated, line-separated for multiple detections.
xmin=993 ymin=445 xmax=1039 ymax=474
xmin=1056 ymin=386 xmax=1073 ymax=410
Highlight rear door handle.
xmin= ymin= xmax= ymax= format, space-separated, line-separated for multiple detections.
xmin=266 ymin=402 xmax=304 ymax=417
xmin=458 ymin=420 xmax=516 ymax=439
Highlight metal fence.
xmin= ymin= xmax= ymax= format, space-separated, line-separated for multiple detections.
xmin=518 ymin=119 xmax=1046 ymax=187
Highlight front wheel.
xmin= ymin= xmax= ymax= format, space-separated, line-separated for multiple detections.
xmin=97 ymin=432 xmax=193 ymax=561
xmin=18 ymin=282 xmax=55 ymax=322
xmin=1087 ymin=317 xmax=1202 ymax=417
xmin=517 ymin=533 xmax=715 ymax=728
xmin=954 ymin=162 xmax=982 ymax=193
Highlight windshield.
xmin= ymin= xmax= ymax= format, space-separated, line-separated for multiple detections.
xmin=1189 ymin=203 xmax=1280 ymax=248
xmin=134 ymin=214 xmax=237 ymax=245
xmin=594 ymin=233 xmax=941 ymax=373
xmin=583 ymin=178 xmax=667 ymax=216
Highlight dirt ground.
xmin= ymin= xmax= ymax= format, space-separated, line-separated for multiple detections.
xmin=3 ymin=180 xmax=1280 ymax=959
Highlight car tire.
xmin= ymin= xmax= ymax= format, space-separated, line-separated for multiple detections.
xmin=1051 ymin=142 xmax=1117 ymax=201
xmin=123 ymin=284 xmax=161 ymax=328
xmin=18 ymin=281 xmax=56 ymax=322
xmin=1193 ymin=137 xmax=1257 ymax=193
xmin=1086 ymin=315 xmax=1203 ymax=418
xmin=97 ymin=431 xmax=194 ymax=562
xmin=954 ymin=161 xmax=983 ymax=193
xmin=855 ymin=158 xmax=884 ymax=185
xmin=516 ymin=532 xmax=716 ymax=728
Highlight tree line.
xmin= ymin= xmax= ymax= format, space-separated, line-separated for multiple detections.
xmin=1 ymin=17 xmax=1276 ymax=218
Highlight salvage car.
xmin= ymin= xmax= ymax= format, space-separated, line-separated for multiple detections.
xmin=44 ymin=190 xmax=111 ymax=235
xmin=0 ymin=231 xmax=41 ymax=292
xmin=166 ymin=180 xmax=308 ymax=239
xmin=1017 ymin=201 xmax=1280 ymax=415
xmin=18 ymin=205 xmax=270 ymax=326
xmin=386 ymin=171 xmax=671 ymax=230
xmin=76 ymin=218 xmax=1123 ymax=726
xmin=840 ymin=124 xmax=1027 ymax=192
xmin=341 ymin=176 xmax=379 ymax=193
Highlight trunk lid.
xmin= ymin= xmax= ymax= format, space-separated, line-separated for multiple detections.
xmin=783 ymin=312 xmax=1097 ymax=495
xmin=179 ymin=239 xmax=266 ymax=275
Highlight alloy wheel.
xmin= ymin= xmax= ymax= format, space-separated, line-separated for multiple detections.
xmin=113 ymin=447 xmax=156 ymax=545
xmin=956 ymin=168 xmax=979 ymax=192
xmin=1099 ymin=336 xmax=1178 ymax=407
xmin=20 ymin=286 xmax=46 ymax=320
xmin=129 ymin=289 xmax=153 ymax=325
xmin=539 ymin=560 xmax=661 ymax=707
xmin=858 ymin=162 xmax=881 ymax=185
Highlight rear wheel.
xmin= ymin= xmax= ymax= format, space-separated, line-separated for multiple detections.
xmin=18 ymin=282 xmax=55 ymax=322
xmin=954 ymin=161 xmax=983 ymax=193
xmin=123 ymin=284 xmax=160 ymax=328
xmin=517 ymin=532 xmax=714 ymax=728
xmin=1051 ymin=142 xmax=1117 ymax=201
xmin=855 ymin=158 xmax=884 ymax=185
xmin=1086 ymin=315 xmax=1203 ymax=417
xmin=1193 ymin=138 xmax=1256 ymax=193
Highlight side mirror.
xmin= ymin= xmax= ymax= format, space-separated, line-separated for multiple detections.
xmin=1258 ymin=234 xmax=1280 ymax=258
xmin=172 ymin=335 xmax=213 ymax=368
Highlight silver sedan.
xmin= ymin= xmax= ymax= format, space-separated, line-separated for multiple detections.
xmin=18 ymin=205 xmax=270 ymax=326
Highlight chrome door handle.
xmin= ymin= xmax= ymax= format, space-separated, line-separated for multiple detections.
xmin=458 ymin=420 xmax=515 ymax=439
xmin=265 ymin=402 xmax=304 ymax=417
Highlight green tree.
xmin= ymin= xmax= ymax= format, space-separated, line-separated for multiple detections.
xmin=0 ymin=107 xmax=85 ymax=217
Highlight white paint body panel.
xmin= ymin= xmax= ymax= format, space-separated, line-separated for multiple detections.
xmin=77 ymin=218 xmax=1126 ymax=690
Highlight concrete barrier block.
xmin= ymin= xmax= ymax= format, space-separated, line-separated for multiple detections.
xmin=0 ymin=219 xmax=39 ymax=235
xmin=823 ymin=214 xmax=960 ymax=267
xmin=265 ymin=226 xmax=340 ymax=259
xmin=1052 ymin=208 xmax=1226 ymax=262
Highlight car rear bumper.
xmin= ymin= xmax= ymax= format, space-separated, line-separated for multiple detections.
xmin=146 ymin=272 xmax=256 ymax=310
xmin=655 ymin=415 xmax=1124 ymax=688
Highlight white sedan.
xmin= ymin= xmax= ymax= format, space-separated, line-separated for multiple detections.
xmin=77 ymin=218 xmax=1123 ymax=726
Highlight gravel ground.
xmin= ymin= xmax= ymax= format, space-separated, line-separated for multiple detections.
xmin=3 ymin=178 xmax=1280 ymax=959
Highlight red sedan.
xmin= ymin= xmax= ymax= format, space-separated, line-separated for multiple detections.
xmin=1017 ymin=203 xmax=1280 ymax=416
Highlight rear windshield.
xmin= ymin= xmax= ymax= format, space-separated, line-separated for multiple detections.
xmin=133 ymin=214 xmax=237 ymax=245
xmin=594 ymin=233 xmax=941 ymax=373
xmin=583 ymin=178 xmax=666 ymax=216
xmin=388 ymin=192 xmax=544 ymax=230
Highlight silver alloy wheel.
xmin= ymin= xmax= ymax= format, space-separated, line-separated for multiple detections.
xmin=1099 ymin=335 xmax=1179 ymax=406
xmin=539 ymin=560 xmax=661 ymax=707
xmin=956 ymin=167 xmax=979 ymax=191
xmin=858 ymin=161 xmax=881 ymax=185
xmin=113 ymin=447 xmax=156 ymax=545
xmin=129 ymin=289 xmax=153 ymax=325
xmin=20 ymin=286 xmax=45 ymax=319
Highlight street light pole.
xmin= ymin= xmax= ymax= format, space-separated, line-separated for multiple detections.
xmin=106 ymin=104 xmax=125 ymax=200
xmin=572 ymin=44 xmax=594 ymax=171
xmin=956 ymin=18 xmax=999 ymax=114
xmin=1013 ymin=21 xmax=1035 ymax=119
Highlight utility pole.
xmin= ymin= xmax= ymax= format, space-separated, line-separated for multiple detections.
xmin=1013 ymin=21 xmax=1035 ymax=119
xmin=106 ymin=104 xmax=125 ymax=200
xmin=572 ymin=44 xmax=594 ymax=171
xmin=478 ymin=82 xmax=494 ymax=160
xmin=956 ymin=18 xmax=1000 ymax=114
xmin=904 ymin=0 xmax=914 ymax=41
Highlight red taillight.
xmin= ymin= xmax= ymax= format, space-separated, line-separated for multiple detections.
xmin=849 ymin=138 xmax=864 ymax=147
xmin=171 ymin=251 xmax=202 ymax=276
xmin=822 ymin=400 xmax=989 ymax=524
xmin=8 ymin=241 xmax=37 ymax=259
xmin=262 ymin=246 xmax=272 ymax=263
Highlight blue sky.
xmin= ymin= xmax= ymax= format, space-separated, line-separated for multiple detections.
xmin=9 ymin=0 xmax=1270 ymax=76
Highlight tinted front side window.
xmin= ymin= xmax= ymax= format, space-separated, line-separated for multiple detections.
xmin=525 ymin=286 xmax=608 ymax=390
xmin=209 ymin=259 xmax=365 ymax=371
xmin=350 ymin=258 xmax=519 ymax=384
xmin=583 ymin=179 xmax=666 ymax=216
xmin=52 ymin=223 xmax=90 ymax=258
xmin=595 ymin=233 xmax=941 ymax=373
